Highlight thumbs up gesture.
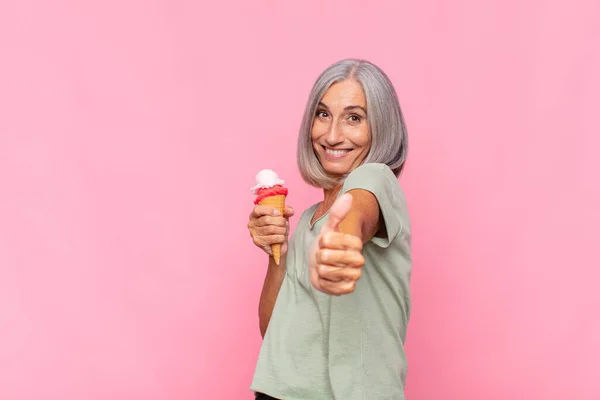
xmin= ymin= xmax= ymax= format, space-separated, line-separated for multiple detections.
xmin=309 ymin=193 xmax=366 ymax=296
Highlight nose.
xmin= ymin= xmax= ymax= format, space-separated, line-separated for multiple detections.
xmin=324 ymin=120 xmax=344 ymax=146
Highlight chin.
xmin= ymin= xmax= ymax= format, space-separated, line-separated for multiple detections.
xmin=319 ymin=161 xmax=354 ymax=176
xmin=314 ymin=148 xmax=365 ymax=176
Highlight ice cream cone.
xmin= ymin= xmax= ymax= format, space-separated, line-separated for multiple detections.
xmin=258 ymin=194 xmax=286 ymax=264
xmin=251 ymin=169 xmax=289 ymax=265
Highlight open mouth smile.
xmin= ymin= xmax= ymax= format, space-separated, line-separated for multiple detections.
xmin=323 ymin=146 xmax=352 ymax=158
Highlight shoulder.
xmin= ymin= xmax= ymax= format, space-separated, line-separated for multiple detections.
xmin=346 ymin=162 xmax=393 ymax=180
xmin=342 ymin=163 xmax=402 ymax=198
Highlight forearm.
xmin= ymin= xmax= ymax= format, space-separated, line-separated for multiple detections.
xmin=258 ymin=256 xmax=286 ymax=338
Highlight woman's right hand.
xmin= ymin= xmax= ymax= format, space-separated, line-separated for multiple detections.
xmin=248 ymin=205 xmax=295 ymax=258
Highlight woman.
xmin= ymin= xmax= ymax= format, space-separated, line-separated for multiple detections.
xmin=247 ymin=59 xmax=412 ymax=400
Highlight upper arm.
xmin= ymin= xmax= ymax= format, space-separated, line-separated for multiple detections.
xmin=338 ymin=189 xmax=380 ymax=243
xmin=337 ymin=163 xmax=405 ymax=248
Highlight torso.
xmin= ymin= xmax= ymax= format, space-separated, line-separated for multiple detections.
xmin=250 ymin=163 xmax=412 ymax=400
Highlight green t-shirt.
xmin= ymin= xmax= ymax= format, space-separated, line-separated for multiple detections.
xmin=251 ymin=163 xmax=412 ymax=400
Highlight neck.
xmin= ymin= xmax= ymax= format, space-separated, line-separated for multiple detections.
xmin=321 ymin=185 xmax=342 ymax=210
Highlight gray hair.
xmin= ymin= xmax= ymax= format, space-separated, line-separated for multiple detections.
xmin=296 ymin=58 xmax=408 ymax=189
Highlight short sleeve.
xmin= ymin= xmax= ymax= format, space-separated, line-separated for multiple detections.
xmin=340 ymin=163 xmax=404 ymax=248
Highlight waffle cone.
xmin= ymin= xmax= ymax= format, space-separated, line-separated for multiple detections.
xmin=258 ymin=194 xmax=286 ymax=264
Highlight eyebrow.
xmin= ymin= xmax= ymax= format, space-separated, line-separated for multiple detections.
xmin=318 ymin=102 xmax=367 ymax=115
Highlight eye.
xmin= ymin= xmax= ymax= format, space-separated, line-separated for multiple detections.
xmin=349 ymin=114 xmax=362 ymax=123
xmin=316 ymin=110 xmax=329 ymax=118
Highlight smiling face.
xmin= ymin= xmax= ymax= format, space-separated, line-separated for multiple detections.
xmin=311 ymin=79 xmax=371 ymax=178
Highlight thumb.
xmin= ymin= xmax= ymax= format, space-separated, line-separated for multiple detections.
xmin=320 ymin=193 xmax=353 ymax=234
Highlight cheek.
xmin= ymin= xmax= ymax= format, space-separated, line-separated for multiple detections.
xmin=347 ymin=126 xmax=371 ymax=147
xmin=310 ymin=128 xmax=318 ymax=140
xmin=311 ymin=121 xmax=326 ymax=140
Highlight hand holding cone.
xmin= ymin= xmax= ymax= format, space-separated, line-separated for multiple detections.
xmin=250 ymin=169 xmax=289 ymax=264
xmin=258 ymin=194 xmax=286 ymax=264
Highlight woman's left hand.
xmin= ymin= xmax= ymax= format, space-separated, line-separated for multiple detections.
xmin=309 ymin=194 xmax=365 ymax=296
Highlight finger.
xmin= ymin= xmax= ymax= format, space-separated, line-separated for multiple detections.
xmin=253 ymin=235 xmax=273 ymax=255
xmin=253 ymin=233 xmax=285 ymax=249
xmin=319 ymin=231 xmax=363 ymax=251
xmin=320 ymin=193 xmax=353 ymax=234
xmin=317 ymin=278 xmax=357 ymax=296
xmin=251 ymin=205 xmax=281 ymax=218
xmin=316 ymin=264 xmax=344 ymax=282
xmin=316 ymin=263 xmax=362 ymax=283
xmin=255 ymin=215 xmax=287 ymax=227
xmin=283 ymin=206 xmax=295 ymax=218
xmin=310 ymin=262 xmax=322 ymax=292
xmin=263 ymin=234 xmax=286 ymax=245
xmin=257 ymin=225 xmax=287 ymax=236
xmin=262 ymin=245 xmax=273 ymax=256
xmin=316 ymin=248 xmax=364 ymax=268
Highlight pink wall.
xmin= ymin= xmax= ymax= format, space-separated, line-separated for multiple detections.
xmin=1 ymin=1 xmax=599 ymax=399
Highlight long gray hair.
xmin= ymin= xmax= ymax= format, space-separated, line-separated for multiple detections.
xmin=297 ymin=59 xmax=408 ymax=189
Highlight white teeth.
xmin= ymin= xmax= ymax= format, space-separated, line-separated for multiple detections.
xmin=325 ymin=148 xmax=350 ymax=157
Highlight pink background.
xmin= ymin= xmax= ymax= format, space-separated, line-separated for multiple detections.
xmin=1 ymin=1 xmax=599 ymax=399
